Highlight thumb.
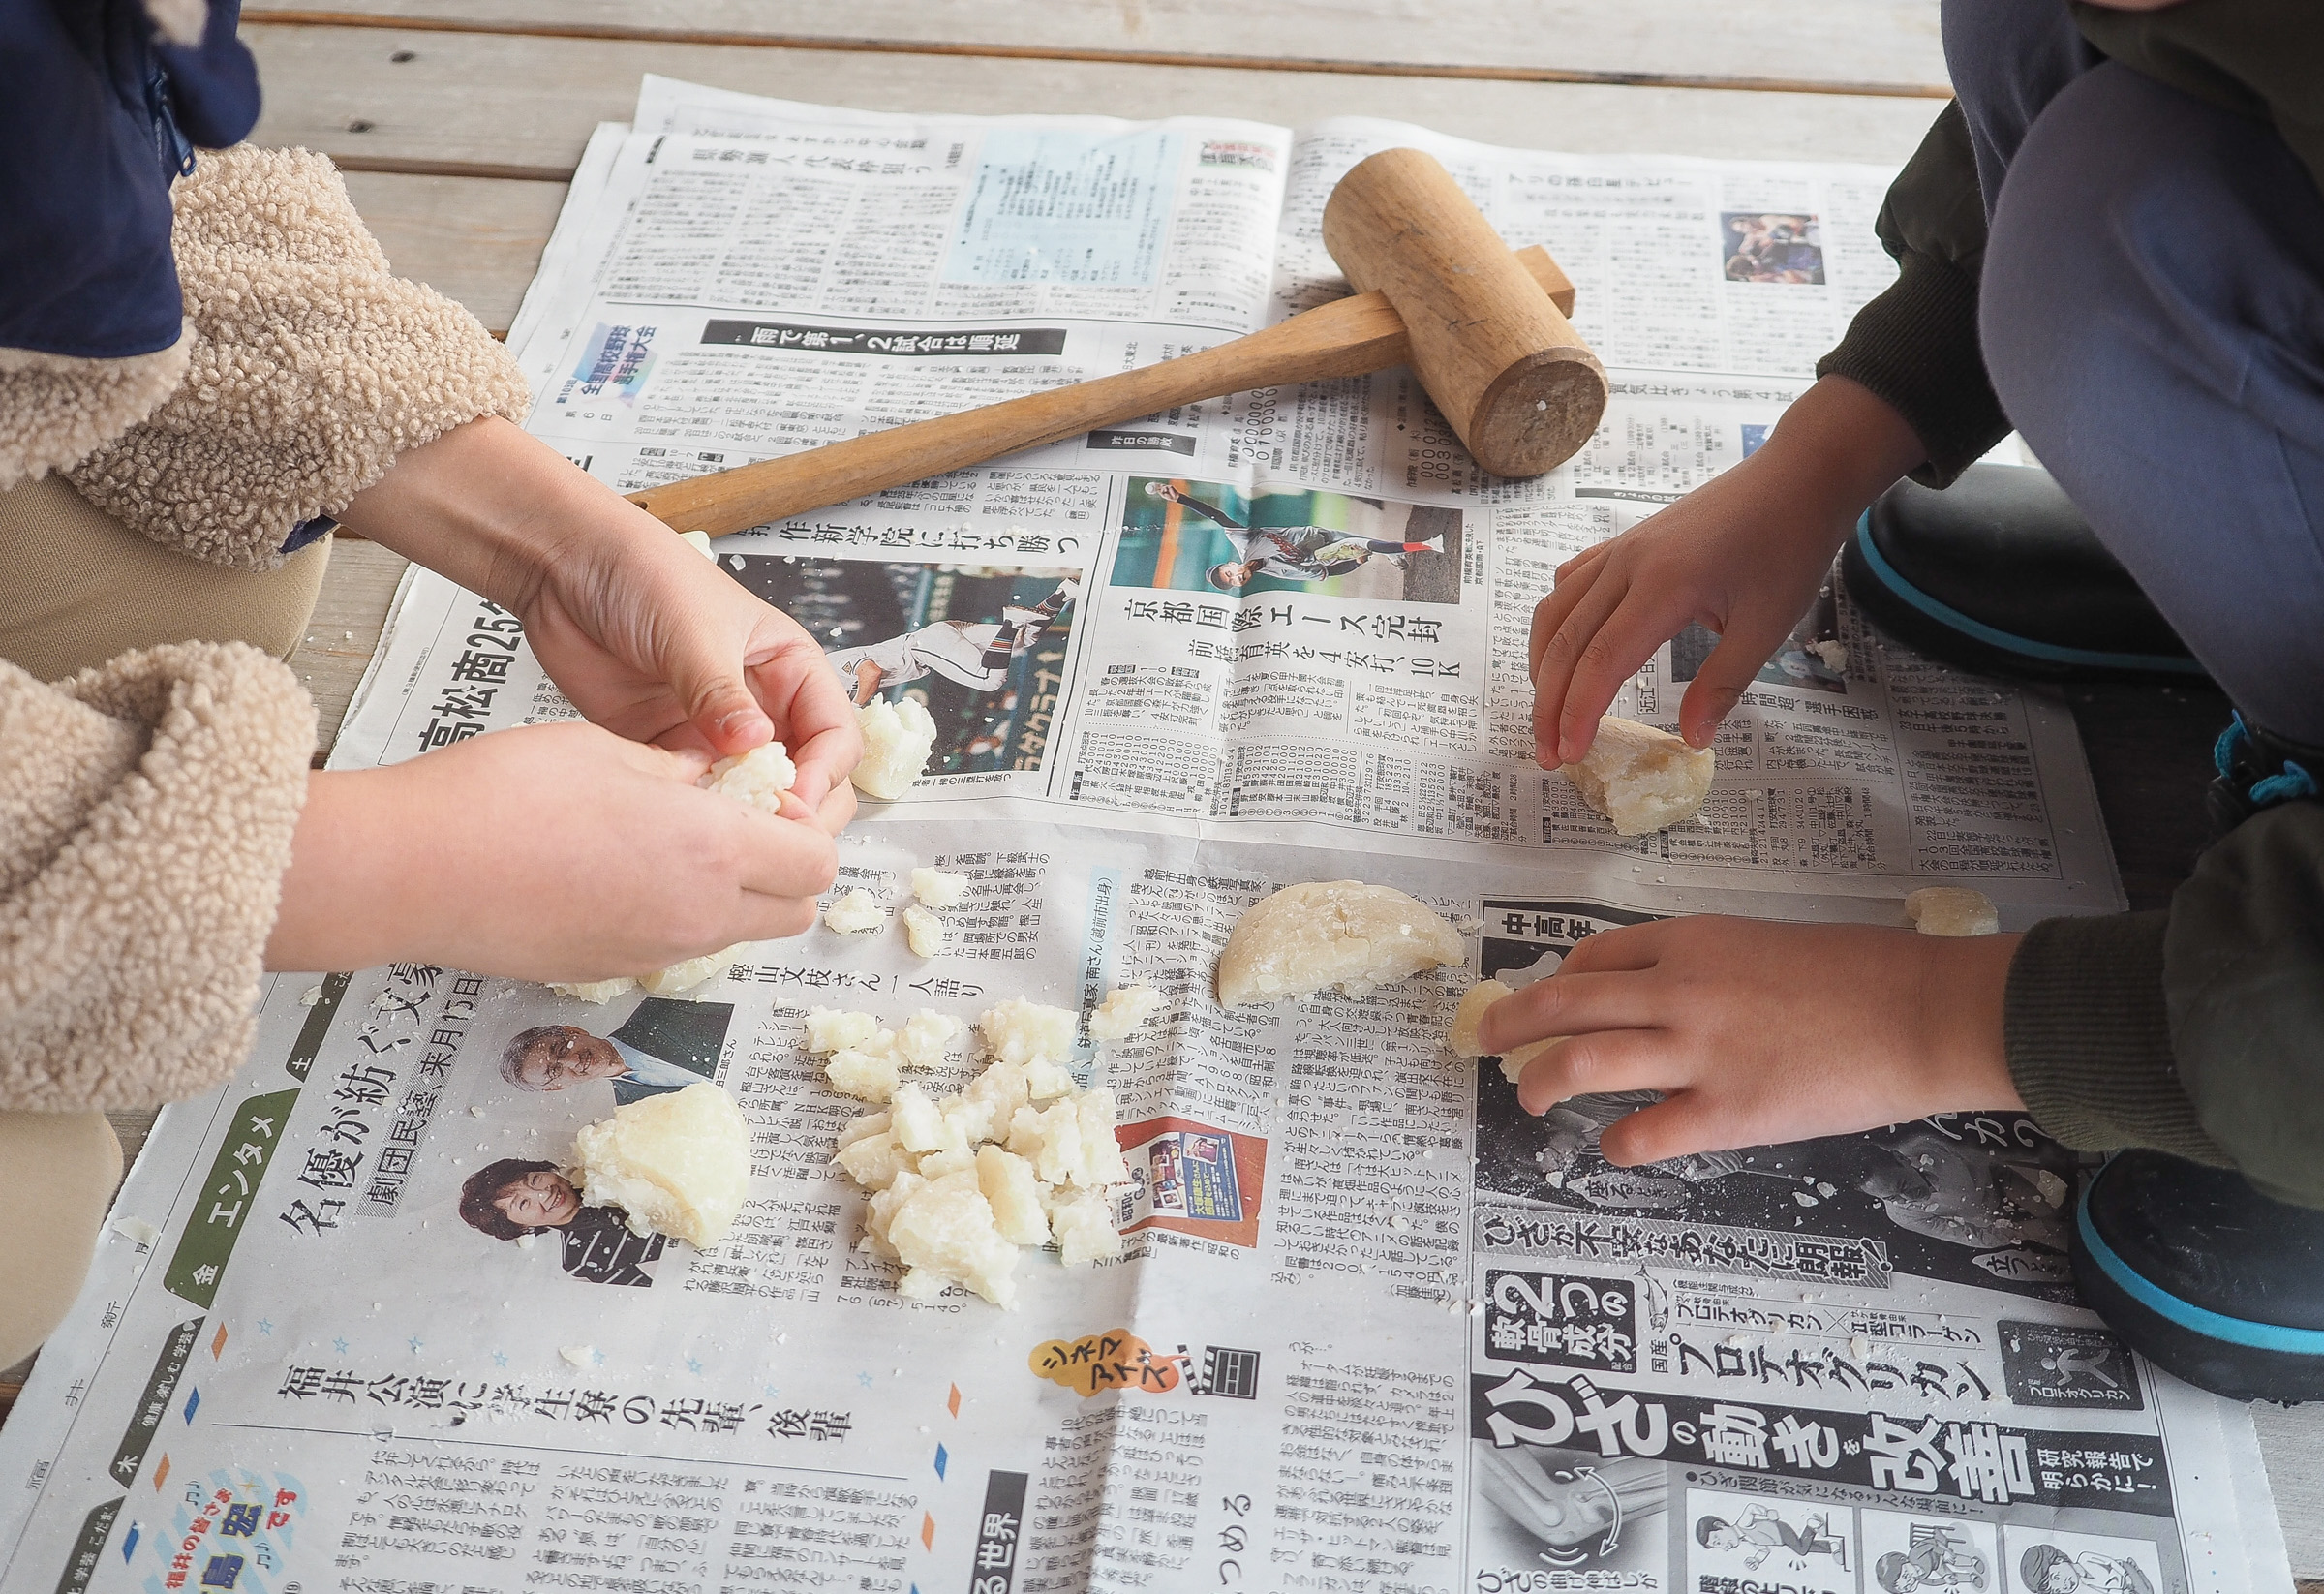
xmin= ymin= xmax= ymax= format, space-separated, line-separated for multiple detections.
xmin=676 ymin=653 xmax=774 ymax=756
xmin=1676 ymin=614 xmax=1790 ymax=749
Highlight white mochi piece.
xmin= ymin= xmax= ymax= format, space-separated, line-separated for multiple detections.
xmin=1050 ymin=1188 xmax=1123 ymax=1268
xmin=1073 ymin=1087 xmax=1129 ymax=1188
xmin=898 ymin=1010 xmax=963 ymax=1068
xmin=886 ymin=1169 xmax=1021 ymax=1308
xmin=804 ymin=1008 xmax=881 ymax=1055
xmin=911 ymin=867 xmax=970 ymax=908
xmin=1215 ymin=880 xmax=1464 ymax=1008
xmin=1906 ymin=886 xmax=2001 ymax=937
xmin=1086 ymin=985 xmax=1161 ymax=1042
xmin=834 ymin=1127 xmax=912 ymax=1191
xmin=901 ymin=904 xmax=944 ymax=958
xmin=824 ymin=887 xmax=888 ymax=935
xmin=979 ymin=997 xmax=1079 ymax=1067
xmin=1561 ymin=716 xmax=1715 ymax=837
xmin=824 ymin=1047 xmax=902 ymax=1104
xmin=977 ymin=1146 xmax=1051 ymax=1246
xmin=637 ymin=948 xmax=738 ymax=996
xmin=551 ymin=976 xmax=637 ymax=1004
xmin=678 ymin=529 xmax=716 ymax=559
xmin=852 ymin=696 xmax=939 ymax=800
xmin=567 ymin=1082 xmax=749 ymax=1248
xmin=702 ymin=741 xmax=796 ymax=812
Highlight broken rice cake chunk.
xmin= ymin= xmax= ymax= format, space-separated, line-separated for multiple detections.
xmin=1906 ymin=886 xmax=2001 ymax=937
xmin=1086 ymin=985 xmax=1161 ymax=1042
xmin=901 ymin=903 xmax=945 ymax=958
xmin=911 ymin=866 xmax=970 ymax=908
xmin=1561 ymin=716 xmax=1714 ymax=836
xmin=1215 ymin=880 xmax=1463 ymax=1008
xmin=568 ymin=1081 xmax=749 ymax=1248
xmin=852 ymin=696 xmax=938 ymax=800
xmin=824 ymin=887 xmax=888 ymax=935
xmin=832 ymin=997 xmax=1130 ymax=1307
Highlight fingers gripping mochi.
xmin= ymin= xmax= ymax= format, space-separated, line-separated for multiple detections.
xmin=1216 ymin=881 xmax=1463 ymax=1008
xmin=1446 ymin=978 xmax=1563 ymax=1086
xmin=703 ymin=741 xmax=800 ymax=808
xmin=851 ymin=696 xmax=938 ymax=800
xmin=550 ymin=742 xmax=799 ymax=1001
xmin=567 ymin=1081 xmax=750 ymax=1247
xmin=1906 ymin=886 xmax=2001 ymax=937
xmin=1561 ymin=716 xmax=1715 ymax=836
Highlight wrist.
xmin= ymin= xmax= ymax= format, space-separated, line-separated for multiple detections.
xmin=1918 ymin=931 xmax=2027 ymax=1111
xmin=336 ymin=417 xmax=653 ymax=614
xmin=1758 ymin=374 xmax=1927 ymax=523
xmin=264 ymin=768 xmax=432 ymax=971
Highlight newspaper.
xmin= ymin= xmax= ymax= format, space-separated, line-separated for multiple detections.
xmin=0 ymin=79 xmax=2285 ymax=1594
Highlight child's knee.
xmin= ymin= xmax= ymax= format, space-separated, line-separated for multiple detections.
xmin=0 ymin=1111 xmax=123 ymax=1366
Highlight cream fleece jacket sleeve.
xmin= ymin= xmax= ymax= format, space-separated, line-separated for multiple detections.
xmin=64 ymin=144 xmax=533 ymax=569
xmin=0 ymin=643 xmax=313 ymax=1112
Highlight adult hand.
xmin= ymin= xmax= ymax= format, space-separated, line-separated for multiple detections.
xmin=1528 ymin=375 xmax=1925 ymax=765
xmin=337 ymin=417 xmax=862 ymax=812
xmin=1473 ymin=916 xmax=2025 ymax=1166
xmin=266 ymin=721 xmax=840 ymax=979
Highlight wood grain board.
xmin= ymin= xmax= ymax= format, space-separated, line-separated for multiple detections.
xmin=247 ymin=21 xmax=1946 ymax=184
xmin=12 ymin=8 xmax=2324 ymax=1570
xmin=242 ymin=0 xmax=1951 ymax=96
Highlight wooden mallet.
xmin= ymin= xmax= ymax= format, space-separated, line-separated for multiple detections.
xmin=627 ymin=147 xmax=1607 ymax=536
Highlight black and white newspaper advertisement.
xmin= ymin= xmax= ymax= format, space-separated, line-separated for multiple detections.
xmin=0 ymin=79 xmax=2284 ymax=1594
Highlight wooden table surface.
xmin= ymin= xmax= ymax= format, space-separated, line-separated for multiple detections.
xmin=8 ymin=2 xmax=2317 ymax=1573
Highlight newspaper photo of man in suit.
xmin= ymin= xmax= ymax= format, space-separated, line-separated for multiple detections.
xmin=499 ymin=997 xmax=733 ymax=1106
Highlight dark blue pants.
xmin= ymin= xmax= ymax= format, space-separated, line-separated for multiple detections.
xmin=1947 ymin=0 xmax=2324 ymax=744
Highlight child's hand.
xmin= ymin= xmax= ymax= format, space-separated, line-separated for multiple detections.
xmin=267 ymin=721 xmax=840 ymax=980
xmin=338 ymin=417 xmax=862 ymax=813
xmin=1473 ymin=916 xmax=2024 ymax=1166
xmin=1528 ymin=375 xmax=1926 ymax=765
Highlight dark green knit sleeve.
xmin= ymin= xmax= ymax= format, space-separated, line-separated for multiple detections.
xmin=1815 ymin=102 xmax=2011 ymax=487
xmin=2005 ymin=801 xmax=2324 ymax=1210
xmin=2163 ymin=801 xmax=2324 ymax=1208
xmin=2003 ymin=911 xmax=2231 ymax=1170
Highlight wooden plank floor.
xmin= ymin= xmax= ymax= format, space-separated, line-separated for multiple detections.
xmin=9 ymin=5 xmax=2319 ymax=1573
xmin=245 ymin=0 xmax=1952 ymax=96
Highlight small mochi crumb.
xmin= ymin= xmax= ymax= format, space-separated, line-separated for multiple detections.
xmin=902 ymin=904 xmax=944 ymax=958
xmin=911 ymin=867 xmax=970 ymax=909
xmin=550 ymin=976 xmax=637 ymax=1004
xmin=1086 ymin=985 xmax=1161 ymax=1042
xmin=1906 ymin=886 xmax=2001 ymax=937
xmin=852 ymin=696 xmax=938 ymax=800
xmin=825 ymin=888 xmax=888 ymax=935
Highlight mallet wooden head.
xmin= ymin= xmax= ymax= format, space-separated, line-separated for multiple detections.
xmin=627 ymin=147 xmax=1602 ymax=536
xmin=1322 ymin=147 xmax=1607 ymax=478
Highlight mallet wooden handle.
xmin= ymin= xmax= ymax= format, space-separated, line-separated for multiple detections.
xmin=628 ymin=246 xmax=1576 ymax=536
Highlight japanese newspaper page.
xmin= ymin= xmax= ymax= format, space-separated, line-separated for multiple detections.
xmin=0 ymin=78 xmax=2287 ymax=1594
